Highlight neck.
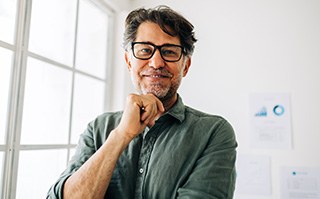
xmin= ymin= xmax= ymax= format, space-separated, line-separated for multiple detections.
xmin=160 ymin=93 xmax=178 ymax=111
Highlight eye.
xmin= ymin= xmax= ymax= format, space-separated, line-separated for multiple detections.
xmin=162 ymin=50 xmax=176 ymax=56
xmin=139 ymin=48 xmax=153 ymax=55
xmin=134 ymin=44 xmax=154 ymax=57
xmin=161 ymin=47 xmax=179 ymax=57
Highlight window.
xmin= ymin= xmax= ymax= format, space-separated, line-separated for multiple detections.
xmin=0 ymin=0 xmax=114 ymax=198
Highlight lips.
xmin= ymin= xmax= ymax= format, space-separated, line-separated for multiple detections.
xmin=144 ymin=74 xmax=170 ymax=78
xmin=140 ymin=70 xmax=173 ymax=78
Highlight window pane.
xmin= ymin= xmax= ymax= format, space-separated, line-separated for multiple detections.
xmin=71 ymin=74 xmax=105 ymax=143
xmin=0 ymin=0 xmax=17 ymax=44
xmin=21 ymin=58 xmax=72 ymax=144
xmin=76 ymin=0 xmax=108 ymax=78
xmin=16 ymin=149 xmax=67 ymax=199
xmin=28 ymin=0 xmax=77 ymax=65
xmin=0 ymin=48 xmax=13 ymax=144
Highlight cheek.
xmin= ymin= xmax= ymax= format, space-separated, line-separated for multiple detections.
xmin=175 ymin=66 xmax=187 ymax=77
xmin=170 ymin=69 xmax=184 ymax=84
xmin=131 ymin=59 xmax=148 ymax=72
xmin=129 ymin=62 xmax=142 ymax=76
xmin=167 ymin=62 xmax=184 ymax=74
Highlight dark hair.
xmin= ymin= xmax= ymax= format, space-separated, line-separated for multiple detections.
xmin=123 ymin=5 xmax=197 ymax=56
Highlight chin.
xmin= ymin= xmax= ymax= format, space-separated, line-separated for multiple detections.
xmin=141 ymin=87 xmax=170 ymax=99
xmin=144 ymin=90 xmax=167 ymax=99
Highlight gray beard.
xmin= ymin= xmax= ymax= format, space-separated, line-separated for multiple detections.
xmin=140 ymin=81 xmax=179 ymax=104
xmin=141 ymin=84 xmax=170 ymax=98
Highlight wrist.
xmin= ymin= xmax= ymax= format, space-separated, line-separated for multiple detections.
xmin=109 ymin=128 xmax=134 ymax=146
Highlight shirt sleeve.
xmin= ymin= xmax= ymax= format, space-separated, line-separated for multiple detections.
xmin=176 ymin=119 xmax=237 ymax=199
xmin=46 ymin=112 xmax=120 ymax=198
xmin=46 ymin=122 xmax=97 ymax=199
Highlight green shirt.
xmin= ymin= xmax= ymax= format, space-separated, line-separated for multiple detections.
xmin=47 ymin=96 xmax=237 ymax=199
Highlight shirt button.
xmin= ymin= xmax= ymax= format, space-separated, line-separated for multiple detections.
xmin=139 ymin=168 xmax=144 ymax=174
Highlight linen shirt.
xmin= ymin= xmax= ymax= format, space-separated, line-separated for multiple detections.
xmin=47 ymin=96 xmax=237 ymax=199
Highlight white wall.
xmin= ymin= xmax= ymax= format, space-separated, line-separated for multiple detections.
xmin=101 ymin=0 xmax=130 ymax=11
xmin=109 ymin=0 xmax=320 ymax=198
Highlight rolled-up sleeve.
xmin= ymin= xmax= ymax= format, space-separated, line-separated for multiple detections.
xmin=46 ymin=122 xmax=97 ymax=198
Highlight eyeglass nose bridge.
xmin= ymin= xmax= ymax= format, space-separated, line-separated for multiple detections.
xmin=150 ymin=45 xmax=165 ymax=60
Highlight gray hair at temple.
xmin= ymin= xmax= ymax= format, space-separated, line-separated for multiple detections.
xmin=123 ymin=5 xmax=197 ymax=56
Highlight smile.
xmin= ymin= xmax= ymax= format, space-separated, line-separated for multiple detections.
xmin=140 ymin=70 xmax=173 ymax=79
xmin=144 ymin=74 xmax=170 ymax=78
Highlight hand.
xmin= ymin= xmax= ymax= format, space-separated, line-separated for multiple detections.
xmin=115 ymin=93 xmax=165 ymax=140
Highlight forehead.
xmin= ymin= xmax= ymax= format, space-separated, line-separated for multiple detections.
xmin=135 ymin=22 xmax=181 ymax=45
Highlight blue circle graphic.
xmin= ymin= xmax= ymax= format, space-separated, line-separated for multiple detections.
xmin=273 ymin=105 xmax=285 ymax=116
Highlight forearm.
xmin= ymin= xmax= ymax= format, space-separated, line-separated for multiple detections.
xmin=62 ymin=93 xmax=163 ymax=198
xmin=63 ymin=129 xmax=131 ymax=199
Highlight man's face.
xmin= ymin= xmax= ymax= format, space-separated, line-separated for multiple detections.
xmin=125 ymin=22 xmax=191 ymax=101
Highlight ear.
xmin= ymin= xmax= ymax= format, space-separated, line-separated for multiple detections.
xmin=182 ymin=57 xmax=191 ymax=77
xmin=125 ymin=51 xmax=132 ymax=71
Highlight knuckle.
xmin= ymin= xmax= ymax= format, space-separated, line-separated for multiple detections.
xmin=127 ymin=94 xmax=137 ymax=102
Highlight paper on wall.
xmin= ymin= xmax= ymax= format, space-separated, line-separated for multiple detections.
xmin=249 ymin=93 xmax=292 ymax=149
xmin=235 ymin=154 xmax=272 ymax=195
xmin=281 ymin=167 xmax=320 ymax=199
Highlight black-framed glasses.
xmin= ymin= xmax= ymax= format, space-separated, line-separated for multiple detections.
xmin=131 ymin=42 xmax=185 ymax=62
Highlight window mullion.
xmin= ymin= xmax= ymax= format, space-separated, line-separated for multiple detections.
xmin=2 ymin=0 xmax=32 ymax=198
xmin=66 ymin=0 xmax=80 ymax=162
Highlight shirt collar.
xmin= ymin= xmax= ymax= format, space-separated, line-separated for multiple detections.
xmin=143 ymin=95 xmax=185 ymax=137
xmin=162 ymin=94 xmax=185 ymax=123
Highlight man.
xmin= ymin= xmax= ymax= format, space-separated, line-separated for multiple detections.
xmin=47 ymin=5 xmax=237 ymax=199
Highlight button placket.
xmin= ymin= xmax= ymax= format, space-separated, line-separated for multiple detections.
xmin=134 ymin=128 xmax=159 ymax=199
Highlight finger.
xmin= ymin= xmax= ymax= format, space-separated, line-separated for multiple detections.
xmin=144 ymin=93 xmax=165 ymax=112
xmin=140 ymin=102 xmax=157 ymax=122
xmin=154 ymin=97 xmax=165 ymax=113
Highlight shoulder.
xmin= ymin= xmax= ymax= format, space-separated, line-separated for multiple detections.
xmin=183 ymin=106 xmax=235 ymax=140
xmin=89 ymin=111 xmax=123 ymax=128
xmin=184 ymin=106 xmax=230 ymax=125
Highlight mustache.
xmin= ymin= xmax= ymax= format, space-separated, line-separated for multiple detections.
xmin=140 ymin=69 xmax=173 ymax=78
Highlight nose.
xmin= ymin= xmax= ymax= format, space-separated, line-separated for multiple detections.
xmin=148 ymin=49 xmax=165 ymax=69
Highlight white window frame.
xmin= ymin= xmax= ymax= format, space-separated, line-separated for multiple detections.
xmin=0 ymin=0 xmax=115 ymax=198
